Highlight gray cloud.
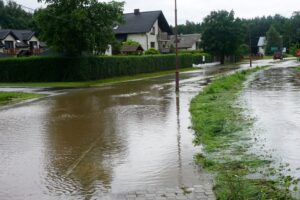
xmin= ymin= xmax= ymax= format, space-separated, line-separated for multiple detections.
xmin=15 ymin=0 xmax=299 ymax=24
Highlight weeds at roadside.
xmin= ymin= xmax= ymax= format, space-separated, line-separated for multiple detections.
xmin=190 ymin=67 xmax=299 ymax=199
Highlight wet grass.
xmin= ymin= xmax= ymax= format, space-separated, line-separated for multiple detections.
xmin=0 ymin=92 xmax=46 ymax=106
xmin=190 ymin=67 xmax=298 ymax=199
xmin=0 ymin=68 xmax=199 ymax=88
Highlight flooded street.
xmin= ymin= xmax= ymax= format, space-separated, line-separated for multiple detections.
xmin=0 ymin=66 xmax=235 ymax=199
xmin=242 ymin=60 xmax=300 ymax=180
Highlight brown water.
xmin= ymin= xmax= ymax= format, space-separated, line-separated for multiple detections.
xmin=242 ymin=63 xmax=300 ymax=185
xmin=0 ymin=65 xmax=240 ymax=200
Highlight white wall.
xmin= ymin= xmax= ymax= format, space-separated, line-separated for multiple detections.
xmin=105 ymin=45 xmax=112 ymax=56
xmin=3 ymin=34 xmax=16 ymax=48
xmin=127 ymin=20 xmax=160 ymax=51
xmin=259 ymin=47 xmax=265 ymax=55
xmin=127 ymin=34 xmax=148 ymax=50
xmin=28 ymin=35 xmax=40 ymax=48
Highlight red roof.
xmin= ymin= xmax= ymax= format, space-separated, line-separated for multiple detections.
xmin=296 ymin=50 xmax=300 ymax=57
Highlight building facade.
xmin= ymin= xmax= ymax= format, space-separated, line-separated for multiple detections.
xmin=114 ymin=9 xmax=173 ymax=54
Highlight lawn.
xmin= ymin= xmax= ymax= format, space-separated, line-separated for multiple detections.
xmin=0 ymin=92 xmax=46 ymax=106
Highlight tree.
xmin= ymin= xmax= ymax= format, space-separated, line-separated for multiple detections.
xmin=0 ymin=0 xmax=34 ymax=29
xmin=237 ymin=44 xmax=250 ymax=57
xmin=35 ymin=0 xmax=124 ymax=56
xmin=265 ymin=26 xmax=283 ymax=55
xmin=201 ymin=10 xmax=245 ymax=64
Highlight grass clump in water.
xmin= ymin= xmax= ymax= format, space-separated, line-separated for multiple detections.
xmin=0 ymin=92 xmax=45 ymax=105
xmin=190 ymin=67 xmax=298 ymax=199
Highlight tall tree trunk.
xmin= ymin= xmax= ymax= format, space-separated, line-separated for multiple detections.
xmin=220 ymin=55 xmax=225 ymax=65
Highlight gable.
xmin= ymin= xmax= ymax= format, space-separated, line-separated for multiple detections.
xmin=115 ymin=10 xmax=172 ymax=35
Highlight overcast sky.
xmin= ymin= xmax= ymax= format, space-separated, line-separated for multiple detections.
xmin=15 ymin=0 xmax=299 ymax=24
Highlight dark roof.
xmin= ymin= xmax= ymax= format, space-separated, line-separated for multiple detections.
xmin=39 ymin=41 xmax=47 ymax=48
xmin=170 ymin=34 xmax=201 ymax=49
xmin=0 ymin=29 xmax=36 ymax=41
xmin=115 ymin=10 xmax=172 ymax=35
xmin=16 ymin=40 xmax=29 ymax=48
xmin=121 ymin=45 xmax=144 ymax=52
xmin=0 ymin=30 xmax=15 ymax=40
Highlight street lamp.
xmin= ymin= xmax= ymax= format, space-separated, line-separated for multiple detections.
xmin=175 ymin=0 xmax=179 ymax=92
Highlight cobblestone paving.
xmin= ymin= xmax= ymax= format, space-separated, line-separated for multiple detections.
xmin=103 ymin=184 xmax=216 ymax=200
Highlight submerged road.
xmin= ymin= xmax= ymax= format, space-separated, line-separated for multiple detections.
xmin=0 ymin=59 xmax=292 ymax=199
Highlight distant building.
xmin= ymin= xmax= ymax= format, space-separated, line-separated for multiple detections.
xmin=114 ymin=9 xmax=173 ymax=54
xmin=120 ymin=44 xmax=144 ymax=55
xmin=257 ymin=36 xmax=266 ymax=55
xmin=170 ymin=34 xmax=201 ymax=51
xmin=0 ymin=29 xmax=45 ymax=56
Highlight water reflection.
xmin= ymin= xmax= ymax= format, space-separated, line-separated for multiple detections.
xmin=242 ymin=67 xmax=300 ymax=178
xmin=0 ymin=66 xmax=230 ymax=199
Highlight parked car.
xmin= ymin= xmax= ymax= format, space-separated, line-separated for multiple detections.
xmin=273 ymin=52 xmax=283 ymax=60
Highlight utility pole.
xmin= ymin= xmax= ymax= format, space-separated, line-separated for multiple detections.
xmin=249 ymin=27 xmax=252 ymax=67
xmin=175 ymin=0 xmax=179 ymax=92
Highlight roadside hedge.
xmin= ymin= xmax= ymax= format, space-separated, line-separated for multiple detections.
xmin=0 ymin=54 xmax=193 ymax=82
xmin=192 ymin=53 xmax=213 ymax=64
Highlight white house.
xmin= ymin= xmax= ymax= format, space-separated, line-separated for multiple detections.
xmin=257 ymin=36 xmax=266 ymax=55
xmin=114 ymin=9 xmax=173 ymax=53
xmin=0 ymin=29 xmax=45 ymax=56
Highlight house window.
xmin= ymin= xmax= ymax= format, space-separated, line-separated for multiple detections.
xmin=4 ymin=41 xmax=14 ymax=49
xmin=151 ymin=42 xmax=155 ymax=48
xmin=150 ymin=27 xmax=155 ymax=35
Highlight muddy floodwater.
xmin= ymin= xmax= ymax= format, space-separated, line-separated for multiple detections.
xmin=0 ymin=65 xmax=240 ymax=199
xmin=242 ymin=64 xmax=300 ymax=182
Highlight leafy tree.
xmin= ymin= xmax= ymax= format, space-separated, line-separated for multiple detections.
xmin=237 ymin=44 xmax=250 ymax=57
xmin=265 ymin=26 xmax=283 ymax=55
xmin=35 ymin=0 xmax=124 ymax=56
xmin=176 ymin=20 xmax=202 ymax=34
xmin=201 ymin=10 xmax=245 ymax=64
xmin=0 ymin=0 xmax=34 ymax=29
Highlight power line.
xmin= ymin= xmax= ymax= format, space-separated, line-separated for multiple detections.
xmin=3 ymin=0 xmax=36 ymax=13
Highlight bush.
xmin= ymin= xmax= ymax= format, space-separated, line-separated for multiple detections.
xmin=179 ymin=50 xmax=204 ymax=54
xmin=144 ymin=48 xmax=160 ymax=55
xmin=289 ymin=43 xmax=300 ymax=56
xmin=0 ymin=54 xmax=194 ymax=82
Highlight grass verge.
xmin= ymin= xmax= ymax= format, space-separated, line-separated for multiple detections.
xmin=190 ymin=67 xmax=299 ymax=199
xmin=0 ymin=92 xmax=46 ymax=106
xmin=0 ymin=68 xmax=199 ymax=88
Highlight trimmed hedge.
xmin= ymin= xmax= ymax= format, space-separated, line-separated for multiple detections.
xmin=192 ymin=53 xmax=213 ymax=64
xmin=0 ymin=54 xmax=193 ymax=82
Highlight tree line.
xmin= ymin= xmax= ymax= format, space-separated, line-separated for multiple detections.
xmin=0 ymin=0 xmax=34 ymax=29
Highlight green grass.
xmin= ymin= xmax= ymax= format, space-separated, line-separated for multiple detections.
xmin=0 ymin=92 xmax=46 ymax=106
xmin=0 ymin=67 xmax=199 ymax=88
xmin=190 ymin=67 xmax=298 ymax=199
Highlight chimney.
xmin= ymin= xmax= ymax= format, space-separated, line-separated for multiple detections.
xmin=134 ymin=9 xmax=140 ymax=15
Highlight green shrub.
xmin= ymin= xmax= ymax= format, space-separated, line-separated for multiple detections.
xmin=0 ymin=54 xmax=194 ymax=82
xmin=179 ymin=50 xmax=204 ymax=54
xmin=144 ymin=48 xmax=160 ymax=55
xmin=289 ymin=43 xmax=300 ymax=56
